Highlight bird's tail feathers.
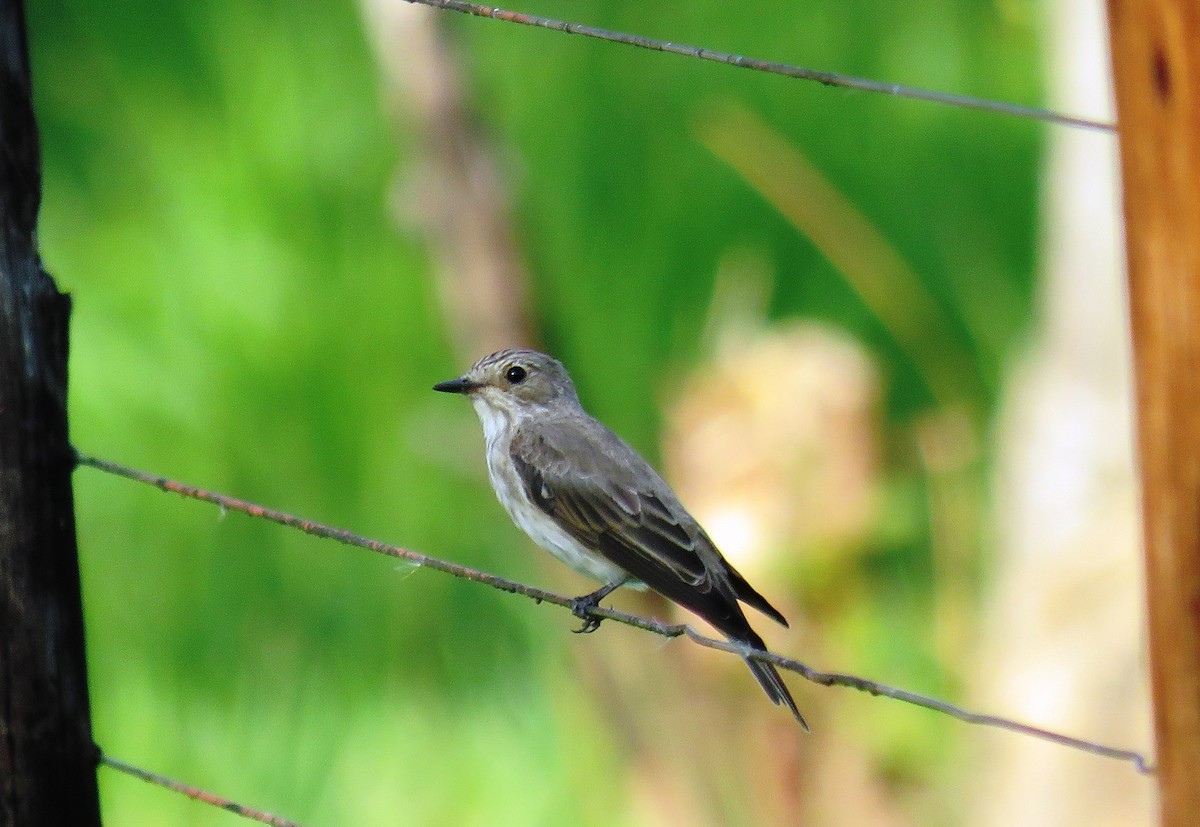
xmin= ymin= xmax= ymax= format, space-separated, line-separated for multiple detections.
xmin=745 ymin=653 xmax=809 ymax=731
xmin=717 ymin=614 xmax=807 ymax=730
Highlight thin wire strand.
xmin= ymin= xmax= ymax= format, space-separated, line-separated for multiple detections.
xmin=99 ymin=754 xmax=306 ymax=827
xmin=399 ymin=0 xmax=1115 ymax=133
xmin=76 ymin=452 xmax=1154 ymax=775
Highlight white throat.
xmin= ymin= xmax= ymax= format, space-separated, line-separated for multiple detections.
xmin=470 ymin=395 xmax=519 ymax=454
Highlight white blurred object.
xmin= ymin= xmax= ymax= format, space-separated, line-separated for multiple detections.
xmin=664 ymin=320 xmax=880 ymax=575
xmin=969 ymin=1 xmax=1154 ymax=823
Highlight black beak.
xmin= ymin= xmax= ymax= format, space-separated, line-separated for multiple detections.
xmin=433 ymin=377 xmax=478 ymax=394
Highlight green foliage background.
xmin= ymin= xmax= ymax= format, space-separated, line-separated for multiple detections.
xmin=29 ymin=0 xmax=1043 ymax=823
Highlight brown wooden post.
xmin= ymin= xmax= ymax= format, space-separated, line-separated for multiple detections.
xmin=0 ymin=0 xmax=104 ymax=823
xmin=1107 ymin=0 xmax=1200 ymax=823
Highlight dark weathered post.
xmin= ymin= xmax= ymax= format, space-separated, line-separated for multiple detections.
xmin=1108 ymin=0 xmax=1200 ymax=824
xmin=0 ymin=0 xmax=103 ymax=823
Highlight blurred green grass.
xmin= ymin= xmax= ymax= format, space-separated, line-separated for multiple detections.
xmin=29 ymin=0 xmax=1042 ymax=823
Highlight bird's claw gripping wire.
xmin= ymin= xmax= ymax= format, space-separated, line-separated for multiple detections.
xmin=568 ymin=581 xmax=622 ymax=633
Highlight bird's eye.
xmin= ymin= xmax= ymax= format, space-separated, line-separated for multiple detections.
xmin=505 ymin=365 xmax=527 ymax=384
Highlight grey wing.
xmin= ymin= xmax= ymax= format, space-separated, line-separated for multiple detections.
xmin=509 ymin=421 xmax=710 ymax=587
xmin=509 ymin=419 xmax=788 ymax=627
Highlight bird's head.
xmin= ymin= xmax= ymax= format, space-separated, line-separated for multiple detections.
xmin=433 ymin=348 xmax=580 ymax=416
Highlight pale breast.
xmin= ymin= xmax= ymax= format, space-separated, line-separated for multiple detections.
xmin=473 ymin=400 xmax=630 ymax=585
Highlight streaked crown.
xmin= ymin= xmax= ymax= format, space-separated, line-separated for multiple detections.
xmin=454 ymin=348 xmax=580 ymax=408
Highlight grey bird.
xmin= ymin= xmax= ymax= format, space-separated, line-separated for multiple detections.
xmin=434 ymin=347 xmax=806 ymax=728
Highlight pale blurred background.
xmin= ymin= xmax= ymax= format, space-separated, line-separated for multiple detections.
xmin=28 ymin=0 xmax=1153 ymax=823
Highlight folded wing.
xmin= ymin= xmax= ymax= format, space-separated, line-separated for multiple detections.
xmin=508 ymin=419 xmax=786 ymax=628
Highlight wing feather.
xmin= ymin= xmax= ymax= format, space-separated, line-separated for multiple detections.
xmin=510 ymin=424 xmax=710 ymax=590
xmin=509 ymin=418 xmax=789 ymax=625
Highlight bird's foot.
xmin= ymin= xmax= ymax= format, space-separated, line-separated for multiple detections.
xmin=568 ymin=581 xmax=621 ymax=634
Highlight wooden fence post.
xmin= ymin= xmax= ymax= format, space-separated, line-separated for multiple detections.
xmin=0 ymin=0 xmax=104 ymax=823
xmin=1107 ymin=1 xmax=1200 ymax=823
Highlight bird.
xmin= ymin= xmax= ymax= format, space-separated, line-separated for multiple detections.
xmin=434 ymin=347 xmax=806 ymax=727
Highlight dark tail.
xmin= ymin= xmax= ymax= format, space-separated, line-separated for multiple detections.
xmin=745 ymin=653 xmax=809 ymax=730
xmin=719 ymin=569 xmax=805 ymax=727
